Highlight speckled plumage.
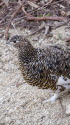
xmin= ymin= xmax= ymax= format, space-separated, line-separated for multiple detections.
xmin=9 ymin=35 xmax=70 ymax=94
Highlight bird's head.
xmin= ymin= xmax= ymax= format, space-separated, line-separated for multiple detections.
xmin=8 ymin=35 xmax=31 ymax=49
xmin=8 ymin=35 xmax=24 ymax=48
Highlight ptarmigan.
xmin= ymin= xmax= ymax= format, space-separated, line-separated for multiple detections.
xmin=9 ymin=35 xmax=70 ymax=103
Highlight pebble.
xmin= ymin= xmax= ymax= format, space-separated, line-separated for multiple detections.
xmin=66 ymin=104 xmax=70 ymax=115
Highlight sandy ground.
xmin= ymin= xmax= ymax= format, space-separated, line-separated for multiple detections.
xmin=0 ymin=26 xmax=70 ymax=125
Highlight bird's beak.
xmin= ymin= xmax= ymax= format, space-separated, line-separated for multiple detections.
xmin=6 ymin=39 xmax=14 ymax=45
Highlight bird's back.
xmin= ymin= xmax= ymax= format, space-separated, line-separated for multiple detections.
xmin=43 ymin=45 xmax=70 ymax=78
xmin=19 ymin=44 xmax=70 ymax=90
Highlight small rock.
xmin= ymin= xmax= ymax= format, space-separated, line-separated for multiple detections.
xmin=66 ymin=104 xmax=70 ymax=115
xmin=0 ymin=123 xmax=5 ymax=125
xmin=5 ymin=117 xmax=10 ymax=123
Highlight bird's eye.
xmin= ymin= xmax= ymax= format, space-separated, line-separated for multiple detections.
xmin=13 ymin=40 xmax=16 ymax=43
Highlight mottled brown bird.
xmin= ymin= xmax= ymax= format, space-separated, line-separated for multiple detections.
xmin=9 ymin=35 xmax=70 ymax=103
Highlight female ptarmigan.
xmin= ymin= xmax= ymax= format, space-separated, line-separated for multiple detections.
xmin=9 ymin=35 xmax=70 ymax=103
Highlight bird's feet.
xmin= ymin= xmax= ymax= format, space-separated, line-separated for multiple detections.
xmin=43 ymin=93 xmax=60 ymax=104
xmin=42 ymin=93 xmax=70 ymax=119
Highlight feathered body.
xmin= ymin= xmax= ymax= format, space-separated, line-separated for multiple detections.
xmin=9 ymin=35 xmax=70 ymax=93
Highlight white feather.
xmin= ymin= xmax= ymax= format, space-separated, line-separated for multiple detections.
xmin=57 ymin=75 xmax=70 ymax=85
